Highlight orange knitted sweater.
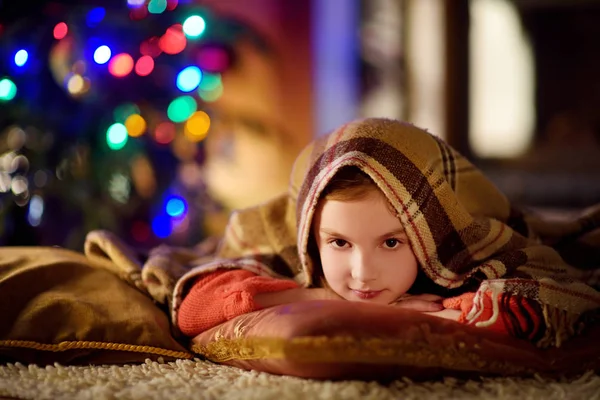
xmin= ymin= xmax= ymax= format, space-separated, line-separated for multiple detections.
xmin=177 ymin=269 xmax=543 ymax=338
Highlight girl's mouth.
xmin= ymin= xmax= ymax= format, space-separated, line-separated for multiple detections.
xmin=352 ymin=290 xmax=383 ymax=300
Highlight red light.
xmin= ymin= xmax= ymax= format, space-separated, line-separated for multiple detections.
xmin=135 ymin=56 xmax=155 ymax=76
xmin=140 ymin=36 xmax=162 ymax=58
xmin=159 ymin=24 xmax=186 ymax=55
xmin=154 ymin=122 xmax=176 ymax=144
xmin=108 ymin=53 xmax=134 ymax=78
xmin=53 ymin=22 xmax=68 ymax=40
xmin=166 ymin=0 xmax=178 ymax=10
xmin=129 ymin=5 xmax=148 ymax=20
xmin=131 ymin=221 xmax=151 ymax=242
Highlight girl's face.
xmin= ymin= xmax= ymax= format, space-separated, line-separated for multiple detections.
xmin=313 ymin=190 xmax=418 ymax=304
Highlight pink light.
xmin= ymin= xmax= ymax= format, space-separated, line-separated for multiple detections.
xmin=53 ymin=22 xmax=68 ymax=40
xmin=135 ymin=55 xmax=155 ymax=76
xmin=108 ymin=53 xmax=134 ymax=78
xmin=196 ymin=45 xmax=230 ymax=72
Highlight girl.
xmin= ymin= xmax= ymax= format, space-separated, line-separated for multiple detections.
xmin=174 ymin=118 xmax=600 ymax=348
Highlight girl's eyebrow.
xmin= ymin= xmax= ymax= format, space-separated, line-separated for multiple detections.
xmin=319 ymin=228 xmax=405 ymax=240
xmin=319 ymin=229 xmax=349 ymax=239
xmin=377 ymin=228 xmax=406 ymax=240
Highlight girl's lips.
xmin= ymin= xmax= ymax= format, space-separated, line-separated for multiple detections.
xmin=352 ymin=289 xmax=383 ymax=300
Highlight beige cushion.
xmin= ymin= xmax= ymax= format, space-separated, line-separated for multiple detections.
xmin=0 ymin=247 xmax=191 ymax=365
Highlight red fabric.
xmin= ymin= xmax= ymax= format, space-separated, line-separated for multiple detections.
xmin=443 ymin=291 xmax=542 ymax=338
xmin=178 ymin=269 xmax=299 ymax=337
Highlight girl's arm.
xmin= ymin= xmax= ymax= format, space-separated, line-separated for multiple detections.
xmin=177 ymin=269 xmax=334 ymax=337
xmin=442 ymin=291 xmax=544 ymax=339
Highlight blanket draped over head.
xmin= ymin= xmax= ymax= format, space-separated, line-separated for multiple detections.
xmin=84 ymin=118 xmax=600 ymax=348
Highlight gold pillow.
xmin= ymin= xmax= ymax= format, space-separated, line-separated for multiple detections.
xmin=0 ymin=247 xmax=191 ymax=365
xmin=191 ymin=300 xmax=600 ymax=381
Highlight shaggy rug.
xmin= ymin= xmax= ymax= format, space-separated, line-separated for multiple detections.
xmin=0 ymin=359 xmax=599 ymax=400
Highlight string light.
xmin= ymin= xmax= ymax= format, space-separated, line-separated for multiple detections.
xmin=176 ymin=66 xmax=202 ymax=92
xmin=106 ymin=123 xmax=128 ymax=150
xmin=93 ymin=45 xmax=111 ymax=64
xmin=53 ymin=22 xmax=68 ymax=40
xmin=0 ymin=78 xmax=17 ymax=101
xmin=108 ymin=53 xmax=134 ymax=77
xmin=167 ymin=96 xmax=197 ymax=123
xmin=135 ymin=55 xmax=155 ymax=76
xmin=182 ymin=15 xmax=206 ymax=38
xmin=14 ymin=50 xmax=28 ymax=67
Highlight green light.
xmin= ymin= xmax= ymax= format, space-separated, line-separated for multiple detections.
xmin=113 ymin=103 xmax=140 ymax=124
xmin=198 ymin=72 xmax=221 ymax=91
xmin=106 ymin=123 xmax=128 ymax=150
xmin=182 ymin=15 xmax=206 ymax=38
xmin=167 ymin=96 xmax=197 ymax=123
xmin=0 ymin=78 xmax=17 ymax=101
xmin=148 ymin=0 xmax=167 ymax=14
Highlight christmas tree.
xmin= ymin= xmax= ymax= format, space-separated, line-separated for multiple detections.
xmin=0 ymin=0 xmax=262 ymax=250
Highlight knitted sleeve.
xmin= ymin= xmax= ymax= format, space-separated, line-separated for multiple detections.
xmin=177 ymin=268 xmax=299 ymax=337
xmin=443 ymin=291 xmax=544 ymax=340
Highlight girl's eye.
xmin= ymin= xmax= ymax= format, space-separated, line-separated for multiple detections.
xmin=384 ymin=238 xmax=400 ymax=249
xmin=330 ymin=239 xmax=348 ymax=248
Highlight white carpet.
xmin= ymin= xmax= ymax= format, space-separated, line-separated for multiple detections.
xmin=0 ymin=358 xmax=599 ymax=400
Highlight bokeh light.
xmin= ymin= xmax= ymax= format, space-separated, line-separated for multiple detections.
xmin=152 ymin=214 xmax=172 ymax=238
xmin=159 ymin=24 xmax=186 ymax=55
xmin=66 ymin=74 xmax=85 ymax=95
xmin=135 ymin=55 xmax=155 ymax=76
xmin=167 ymin=95 xmax=197 ymax=123
xmin=0 ymin=78 xmax=17 ymax=101
xmin=93 ymin=45 xmax=111 ymax=64
xmin=127 ymin=0 xmax=146 ymax=7
xmin=140 ymin=37 xmax=162 ymax=57
xmin=108 ymin=53 xmax=134 ymax=77
xmin=131 ymin=220 xmax=151 ymax=242
xmin=183 ymin=15 xmax=206 ymax=38
xmin=196 ymin=45 xmax=230 ymax=72
xmin=198 ymin=72 xmax=221 ymax=91
xmin=106 ymin=123 xmax=128 ymax=150
xmin=113 ymin=103 xmax=140 ymax=123
xmin=166 ymin=196 xmax=186 ymax=217
xmin=148 ymin=0 xmax=167 ymax=14
xmin=184 ymin=111 xmax=210 ymax=142
xmin=154 ymin=121 xmax=176 ymax=144
xmin=86 ymin=7 xmax=105 ymax=27
xmin=176 ymin=66 xmax=202 ymax=92
xmin=27 ymin=195 xmax=44 ymax=227
xmin=14 ymin=50 xmax=28 ymax=67
xmin=166 ymin=0 xmax=178 ymax=11
xmin=53 ymin=22 xmax=68 ymax=40
xmin=198 ymin=84 xmax=223 ymax=102
xmin=124 ymin=114 xmax=147 ymax=137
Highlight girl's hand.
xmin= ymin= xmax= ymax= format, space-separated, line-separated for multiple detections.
xmin=391 ymin=293 xmax=445 ymax=312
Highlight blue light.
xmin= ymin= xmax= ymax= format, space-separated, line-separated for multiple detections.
xmin=86 ymin=7 xmax=106 ymax=27
xmin=151 ymin=214 xmax=172 ymax=238
xmin=176 ymin=66 xmax=202 ymax=92
xmin=94 ymin=45 xmax=112 ymax=64
xmin=14 ymin=49 xmax=28 ymax=67
xmin=166 ymin=197 xmax=187 ymax=217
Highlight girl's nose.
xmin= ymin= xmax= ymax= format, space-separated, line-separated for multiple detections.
xmin=350 ymin=250 xmax=377 ymax=282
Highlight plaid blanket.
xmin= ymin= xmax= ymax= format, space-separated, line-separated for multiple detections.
xmin=86 ymin=118 xmax=600 ymax=348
